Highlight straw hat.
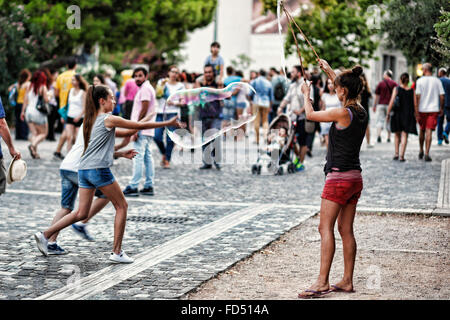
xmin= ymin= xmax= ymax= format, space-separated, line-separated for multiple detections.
xmin=6 ymin=157 xmax=27 ymax=184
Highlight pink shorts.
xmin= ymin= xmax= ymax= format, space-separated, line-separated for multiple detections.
xmin=321 ymin=171 xmax=363 ymax=206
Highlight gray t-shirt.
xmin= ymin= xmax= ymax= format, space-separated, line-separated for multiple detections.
xmin=78 ymin=113 xmax=116 ymax=170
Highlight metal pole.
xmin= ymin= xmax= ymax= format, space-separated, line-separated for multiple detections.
xmin=213 ymin=3 xmax=218 ymax=42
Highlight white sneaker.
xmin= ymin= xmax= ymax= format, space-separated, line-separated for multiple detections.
xmin=367 ymin=143 xmax=374 ymax=149
xmin=109 ymin=250 xmax=134 ymax=264
xmin=34 ymin=232 xmax=48 ymax=256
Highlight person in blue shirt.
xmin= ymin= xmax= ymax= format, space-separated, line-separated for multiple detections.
xmin=204 ymin=42 xmax=225 ymax=85
xmin=222 ymin=66 xmax=242 ymax=128
xmin=437 ymin=68 xmax=450 ymax=145
xmin=249 ymin=69 xmax=273 ymax=145
xmin=0 ymin=96 xmax=22 ymax=196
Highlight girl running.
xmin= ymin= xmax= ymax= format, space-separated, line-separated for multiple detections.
xmin=35 ymin=84 xmax=183 ymax=263
xmin=298 ymin=60 xmax=368 ymax=298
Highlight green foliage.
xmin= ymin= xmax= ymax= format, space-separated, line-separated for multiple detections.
xmin=0 ymin=4 xmax=58 ymax=121
xmin=230 ymin=54 xmax=254 ymax=72
xmin=381 ymin=0 xmax=450 ymax=66
xmin=432 ymin=9 xmax=450 ymax=66
xmin=262 ymin=0 xmax=379 ymax=69
xmin=12 ymin=0 xmax=217 ymax=57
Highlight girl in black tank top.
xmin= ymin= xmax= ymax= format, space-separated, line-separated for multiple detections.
xmin=297 ymin=60 xmax=367 ymax=299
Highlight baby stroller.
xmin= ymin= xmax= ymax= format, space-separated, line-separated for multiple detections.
xmin=251 ymin=113 xmax=296 ymax=175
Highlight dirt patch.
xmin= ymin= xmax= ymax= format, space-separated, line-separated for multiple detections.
xmin=184 ymin=213 xmax=449 ymax=300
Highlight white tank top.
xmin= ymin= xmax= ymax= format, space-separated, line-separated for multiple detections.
xmin=67 ymin=88 xmax=85 ymax=118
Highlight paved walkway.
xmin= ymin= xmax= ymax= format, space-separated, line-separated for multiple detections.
xmin=0 ymin=121 xmax=449 ymax=299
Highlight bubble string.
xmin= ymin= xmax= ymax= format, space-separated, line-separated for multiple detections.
xmin=277 ymin=0 xmax=288 ymax=81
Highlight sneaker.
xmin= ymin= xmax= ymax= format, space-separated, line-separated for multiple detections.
xmin=393 ymin=156 xmax=399 ymax=160
xmin=306 ymin=151 xmax=313 ymax=158
xmin=199 ymin=164 xmax=212 ymax=170
xmin=438 ymin=139 xmax=443 ymax=146
xmin=109 ymin=250 xmax=134 ymax=264
xmin=443 ymin=132 xmax=449 ymax=144
xmin=163 ymin=160 xmax=170 ymax=169
xmin=296 ymin=163 xmax=305 ymax=172
xmin=71 ymin=224 xmax=94 ymax=241
xmin=367 ymin=143 xmax=374 ymax=149
xmin=123 ymin=186 xmax=139 ymax=197
xmin=34 ymin=232 xmax=48 ymax=256
xmin=424 ymin=155 xmax=432 ymax=162
xmin=140 ymin=186 xmax=154 ymax=196
xmin=53 ymin=152 xmax=64 ymax=160
xmin=377 ymin=137 xmax=382 ymax=143
xmin=387 ymin=138 xmax=391 ymax=143
xmin=47 ymin=243 xmax=69 ymax=255
xmin=214 ymin=163 xmax=221 ymax=170
xmin=418 ymin=151 xmax=424 ymax=160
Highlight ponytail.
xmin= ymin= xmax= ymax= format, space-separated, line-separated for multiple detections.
xmin=334 ymin=65 xmax=364 ymax=105
xmin=83 ymin=85 xmax=110 ymax=154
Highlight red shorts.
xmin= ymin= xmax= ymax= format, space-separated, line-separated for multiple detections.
xmin=418 ymin=112 xmax=439 ymax=131
xmin=321 ymin=179 xmax=363 ymax=206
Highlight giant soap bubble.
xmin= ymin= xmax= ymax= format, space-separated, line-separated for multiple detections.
xmin=163 ymin=82 xmax=256 ymax=148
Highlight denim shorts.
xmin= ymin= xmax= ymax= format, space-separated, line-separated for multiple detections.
xmin=78 ymin=168 xmax=115 ymax=189
xmin=60 ymin=169 xmax=79 ymax=210
xmin=222 ymin=99 xmax=236 ymax=120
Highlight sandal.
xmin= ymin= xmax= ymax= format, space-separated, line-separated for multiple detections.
xmin=298 ymin=289 xmax=331 ymax=299
xmin=28 ymin=145 xmax=37 ymax=159
xmin=330 ymin=284 xmax=355 ymax=293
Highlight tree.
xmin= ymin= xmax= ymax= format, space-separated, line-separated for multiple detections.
xmin=432 ymin=9 xmax=450 ymax=66
xmin=381 ymin=0 xmax=450 ymax=66
xmin=0 ymin=4 xmax=58 ymax=120
xmin=7 ymin=0 xmax=217 ymax=57
xmin=261 ymin=0 xmax=380 ymax=69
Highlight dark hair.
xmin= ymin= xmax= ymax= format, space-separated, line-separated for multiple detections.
xmin=18 ymin=69 xmax=31 ymax=86
xmin=94 ymin=74 xmax=105 ymax=84
xmin=204 ymin=64 xmax=214 ymax=72
xmin=293 ymin=65 xmax=303 ymax=76
xmin=211 ymin=41 xmax=221 ymax=48
xmin=67 ymin=57 xmax=77 ymax=69
xmin=42 ymin=68 xmax=53 ymax=88
xmin=270 ymin=67 xmax=279 ymax=74
xmin=311 ymin=74 xmax=321 ymax=87
xmin=400 ymin=72 xmax=410 ymax=85
xmin=74 ymin=74 xmax=89 ymax=91
xmin=323 ymin=77 xmax=334 ymax=94
xmin=236 ymin=70 xmax=244 ymax=78
xmin=259 ymin=69 xmax=267 ymax=77
xmin=334 ymin=65 xmax=364 ymax=101
xmin=30 ymin=70 xmax=47 ymax=94
xmin=226 ymin=66 xmax=234 ymax=75
xmin=132 ymin=67 xmax=148 ymax=77
xmin=361 ymin=73 xmax=371 ymax=94
xmin=83 ymin=85 xmax=111 ymax=153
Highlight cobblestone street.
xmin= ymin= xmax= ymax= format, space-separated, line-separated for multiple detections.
xmin=0 ymin=121 xmax=449 ymax=300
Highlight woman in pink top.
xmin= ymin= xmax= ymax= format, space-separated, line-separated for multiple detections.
xmin=122 ymin=77 xmax=139 ymax=120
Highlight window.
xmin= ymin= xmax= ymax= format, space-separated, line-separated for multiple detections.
xmin=382 ymin=55 xmax=396 ymax=79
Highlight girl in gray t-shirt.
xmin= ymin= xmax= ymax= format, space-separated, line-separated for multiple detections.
xmin=35 ymin=84 xmax=183 ymax=263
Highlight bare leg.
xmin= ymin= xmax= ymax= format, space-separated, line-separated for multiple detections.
xmin=48 ymin=208 xmax=72 ymax=242
xmin=65 ymin=124 xmax=75 ymax=152
xmin=98 ymin=181 xmax=128 ymax=254
xmin=81 ymin=197 xmax=110 ymax=224
xmin=400 ymin=132 xmax=408 ymax=160
xmin=56 ymin=128 xmax=68 ymax=153
xmin=299 ymin=199 xmax=341 ymax=297
xmin=425 ymin=128 xmax=432 ymax=156
xmin=419 ymin=129 xmax=425 ymax=154
xmin=394 ymin=132 xmax=400 ymax=157
xmin=335 ymin=203 xmax=358 ymax=291
xmin=365 ymin=126 xmax=371 ymax=145
xmin=299 ymin=145 xmax=308 ymax=164
xmin=254 ymin=105 xmax=261 ymax=145
xmin=43 ymin=188 xmax=95 ymax=240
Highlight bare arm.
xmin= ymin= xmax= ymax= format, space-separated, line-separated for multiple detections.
xmin=0 ymin=119 xmax=21 ymax=159
xmin=386 ymin=87 xmax=398 ymax=118
xmin=414 ymin=93 xmax=420 ymax=121
xmin=21 ymin=87 xmax=30 ymax=120
xmin=373 ymin=94 xmax=379 ymax=110
xmin=302 ymin=82 xmax=350 ymax=126
xmin=138 ymin=100 xmax=149 ymax=121
xmin=104 ymin=114 xmax=181 ymax=131
xmin=318 ymin=59 xmax=336 ymax=83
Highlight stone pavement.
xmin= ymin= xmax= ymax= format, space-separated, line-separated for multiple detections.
xmin=0 ymin=120 xmax=449 ymax=300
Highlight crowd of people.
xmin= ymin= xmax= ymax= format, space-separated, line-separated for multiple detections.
xmin=0 ymin=39 xmax=448 ymax=302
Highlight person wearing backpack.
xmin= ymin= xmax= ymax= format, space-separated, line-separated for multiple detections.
xmin=8 ymin=69 xmax=31 ymax=140
xmin=373 ymin=70 xmax=397 ymax=143
xmin=269 ymin=67 xmax=289 ymax=123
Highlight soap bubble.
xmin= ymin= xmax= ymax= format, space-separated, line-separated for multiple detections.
xmin=163 ymin=82 xmax=257 ymax=148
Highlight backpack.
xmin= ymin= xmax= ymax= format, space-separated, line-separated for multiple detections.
xmin=8 ymin=83 xmax=18 ymax=107
xmin=273 ymin=80 xmax=286 ymax=101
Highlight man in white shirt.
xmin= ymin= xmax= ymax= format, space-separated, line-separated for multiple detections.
xmin=414 ymin=63 xmax=445 ymax=162
xmin=277 ymin=66 xmax=314 ymax=170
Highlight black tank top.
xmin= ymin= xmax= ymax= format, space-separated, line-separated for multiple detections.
xmin=324 ymin=105 xmax=368 ymax=175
